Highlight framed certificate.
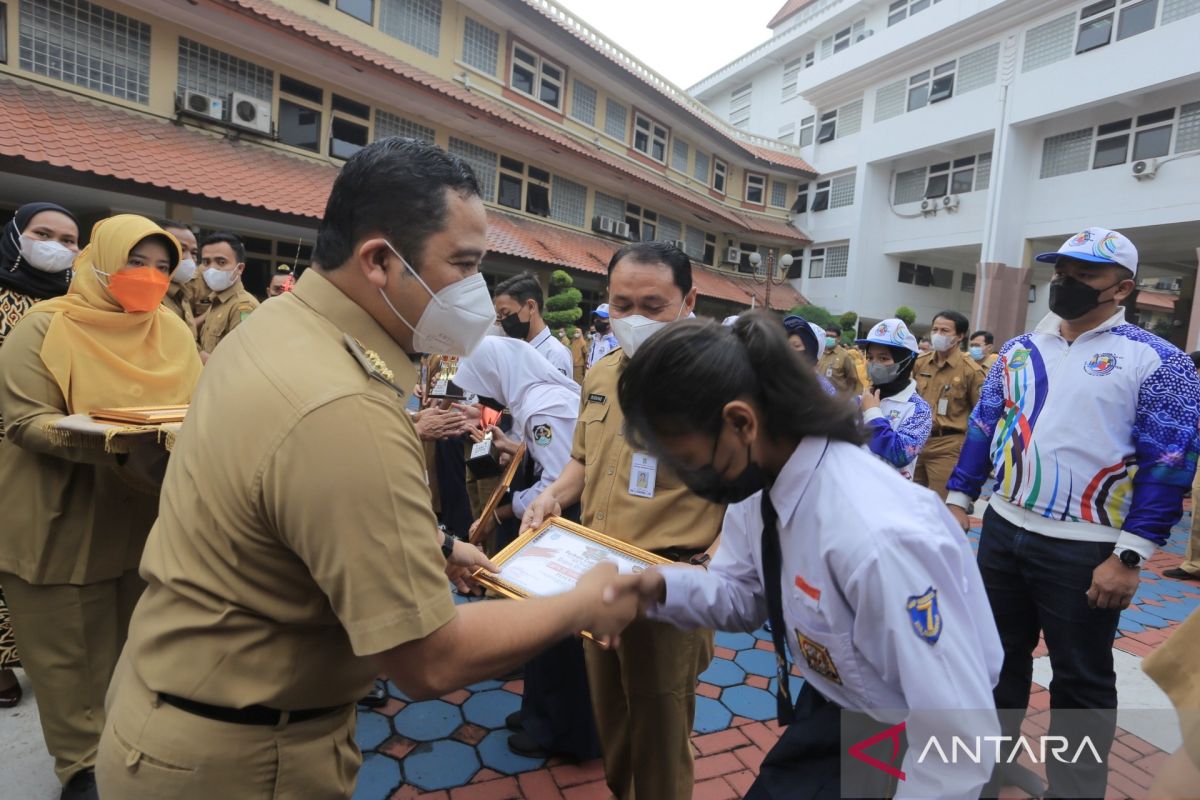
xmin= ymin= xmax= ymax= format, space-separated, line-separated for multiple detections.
xmin=472 ymin=516 xmax=670 ymax=599
xmin=470 ymin=443 xmax=527 ymax=545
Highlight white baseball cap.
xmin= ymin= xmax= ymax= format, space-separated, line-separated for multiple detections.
xmin=1035 ymin=227 xmax=1138 ymax=275
xmin=594 ymin=303 xmax=610 ymax=319
xmin=856 ymin=318 xmax=919 ymax=355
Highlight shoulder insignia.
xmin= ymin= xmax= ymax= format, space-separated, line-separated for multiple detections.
xmin=532 ymin=424 xmax=553 ymax=446
xmin=343 ymin=334 xmax=405 ymax=397
xmin=238 ymin=304 xmax=255 ymax=322
xmin=906 ymin=587 xmax=942 ymax=645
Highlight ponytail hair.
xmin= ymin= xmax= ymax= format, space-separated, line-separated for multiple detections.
xmin=617 ymin=311 xmax=863 ymax=448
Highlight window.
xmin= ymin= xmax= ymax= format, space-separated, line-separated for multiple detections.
xmin=497 ymin=157 xmax=549 ymax=215
xmin=771 ymin=181 xmax=789 ymax=208
xmin=693 ymin=151 xmax=710 ymax=183
xmin=792 ymin=183 xmax=809 ymax=213
xmin=329 ymin=117 xmax=368 ymax=159
xmin=909 ymin=61 xmax=955 ymax=111
xmin=730 ymin=85 xmax=752 ymax=128
xmin=961 ymin=271 xmax=977 ymax=293
xmin=657 ymin=216 xmax=682 ymax=245
xmin=1093 ymin=118 xmax=1131 ymax=168
xmin=336 ymin=0 xmax=374 ymax=23
xmin=1023 ymin=12 xmax=1075 ymax=72
xmin=526 ymin=166 xmax=551 ymax=217
xmin=1163 ymin=0 xmax=1200 ymax=23
xmin=976 ymin=152 xmax=992 ymax=190
xmin=571 ymin=81 xmax=597 ymax=126
xmin=809 ymin=248 xmax=825 ymax=278
xmin=633 ymin=112 xmax=668 ymax=162
xmin=932 ymin=267 xmax=954 ymax=289
xmin=832 ymin=25 xmax=852 ymax=53
xmin=924 ymin=162 xmax=950 ymax=197
xmin=624 ymin=204 xmax=658 ymax=242
xmin=448 ymin=137 xmax=497 ymax=201
xmin=20 ymin=0 xmax=151 ymax=103
xmin=816 ymin=111 xmax=836 ymax=143
xmin=604 ymin=98 xmax=627 ymax=140
xmin=782 ymin=57 xmax=803 ymax=99
xmin=799 ymin=116 xmax=815 ymax=147
xmin=704 ymin=233 xmax=716 ymax=266
xmin=1041 ymin=128 xmax=1095 ymax=177
xmin=462 ymin=17 xmax=499 ymax=75
xmin=177 ymin=39 xmax=274 ymax=110
xmin=894 ymin=167 xmax=927 ymax=204
xmin=898 ymin=261 xmax=940 ymax=286
xmin=1118 ymin=0 xmax=1158 ymax=39
xmin=825 ymin=245 xmax=849 ymax=278
xmin=380 ymin=0 xmax=442 ymax=56
xmin=684 ymin=226 xmax=705 ymax=261
xmin=374 ymin=110 xmax=434 ymax=143
xmin=889 ymin=0 xmax=936 ymax=26
xmin=745 ymin=173 xmax=767 ymax=205
xmin=738 ymin=243 xmax=758 ymax=274
xmin=1178 ymin=101 xmax=1200 ymax=153
xmin=278 ymin=99 xmax=322 ymax=152
xmin=550 ymin=175 xmax=587 ymax=227
xmin=281 ymin=75 xmax=323 ymax=105
xmin=811 ymin=180 xmax=830 ymax=212
xmin=830 ymin=173 xmax=855 ymax=208
xmin=951 ymin=155 xmax=977 ymax=193
xmin=1077 ymin=1 xmax=1115 ymax=53
xmin=875 ymin=79 xmax=907 ymax=122
xmin=593 ymin=191 xmax=625 ymax=221
xmin=712 ymin=159 xmax=728 ymax=193
xmin=1132 ymin=108 xmax=1174 ymax=159
xmin=510 ymin=44 xmax=563 ymax=110
xmin=671 ymin=138 xmax=689 ymax=172
xmin=778 ymin=122 xmax=795 ymax=142
xmin=958 ymin=43 xmax=1000 ymax=94
xmin=839 ymin=99 xmax=863 ymax=137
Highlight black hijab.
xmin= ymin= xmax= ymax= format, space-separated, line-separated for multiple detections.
xmin=0 ymin=202 xmax=79 ymax=300
xmin=782 ymin=314 xmax=820 ymax=366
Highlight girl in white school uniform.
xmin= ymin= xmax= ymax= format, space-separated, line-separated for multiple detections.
xmin=613 ymin=313 xmax=1002 ymax=799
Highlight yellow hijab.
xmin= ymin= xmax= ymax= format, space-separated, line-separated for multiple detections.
xmin=31 ymin=214 xmax=203 ymax=414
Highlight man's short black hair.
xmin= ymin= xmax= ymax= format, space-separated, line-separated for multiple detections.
xmin=607 ymin=241 xmax=693 ymax=296
xmin=157 ymin=219 xmax=193 ymax=234
xmin=200 ymin=231 xmax=246 ymax=263
xmin=970 ymin=330 xmax=994 ymax=345
xmin=824 ymin=323 xmax=841 ymax=336
xmin=933 ymin=310 xmax=969 ymax=336
xmin=314 ymin=137 xmax=480 ymax=271
xmin=495 ymin=271 xmax=544 ymax=312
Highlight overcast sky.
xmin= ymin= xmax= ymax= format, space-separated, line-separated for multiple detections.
xmin=555 ymin=0 xmax=782 ymax=90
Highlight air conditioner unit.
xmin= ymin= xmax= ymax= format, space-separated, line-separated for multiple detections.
xmin=613 ymin=221 xmax=632 ymax=240
xmin=673 ymin=240 xmax=687 ymax=251
xmin=941 ymin=194 xmax=960 ymax=210
xmin=856 ymin=29 xmax=874 ymax=42
xmin=182 ymin=90 xmax=224 ymax=122
xmin=724 ymin=247 xmax=742 ymax=264
xmin=920 ymin=198 xmax=937 ymax=213
xmin=1131 ymin=158 xmax=1159 ymax=180
xmin=229 ymin=92 xmax=272 ymax=134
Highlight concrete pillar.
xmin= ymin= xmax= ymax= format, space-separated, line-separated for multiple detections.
xmin=973 ymin=261 xmax=1032 ymax=344
xmin=1187 ymin=247 xmax=1200 ymax=351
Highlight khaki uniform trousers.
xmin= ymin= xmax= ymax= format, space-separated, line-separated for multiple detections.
xmin=0 ymin=568 xmax=143 ymax=784
xmin=97 ymin=656 xmax=359 ymax=800
xmin=584 ymin=617 xmax=713 ymax=800
xmin=1182 ymin=470 xmax=1200 ymax=575
xmin=913 ymin=433 xmax=966 ymax=501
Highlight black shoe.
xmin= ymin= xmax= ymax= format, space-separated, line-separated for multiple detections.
xmin=507 ymin=731 xmax=548 ymax=759
xmin=357 ymin=680 xmax=388 ymax=709
xmin=1004 ymin=763 xmax=1047 ymax=798
xmin=505 ymin=710 xmax=524 ymax=731
xmin=61 ymin=769 xmax=98 ymax=800
xmin=1163 ymin=567 xmax=1200 ymax=581
xmin=499 ymin=666 xmax=524 ymax=681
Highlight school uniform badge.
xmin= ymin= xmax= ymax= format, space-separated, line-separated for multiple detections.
xmin=1007 ymin=349 xmax=1030 ymax=370
xmin=533 ymin=424 xmax=553 ymax=446
xmin=794 ymin=630 xmax=842 ymax=684
xmin=906 ymin=587 xmax=942 ymax=645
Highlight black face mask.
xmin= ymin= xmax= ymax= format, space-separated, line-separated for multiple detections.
xmin=594 ymin=319 xmax=610 ymax=334
xmin=1049 ymin=276 xmax=1121 ymax=321
xmin=677 ymin=437 xmax=766 ymax=506
xmin=500 ymin=309 xmax=531 ymax=340
xmin=476 ymin=394 xmax=505 ymax=412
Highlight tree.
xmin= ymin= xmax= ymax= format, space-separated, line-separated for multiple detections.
xmin=544 ymin=269 xmax=583 ymax=331
xmin=895 ymin=306 xmax=917 ymax=327
xmin=838 ymin=311 xmax=858 ymax=338
xmin=788 ymin=304 xmax=834 ymax=330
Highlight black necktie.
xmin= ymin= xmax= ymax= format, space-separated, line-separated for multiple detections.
xmin=761 ymin=489 xmax=797 ymax=725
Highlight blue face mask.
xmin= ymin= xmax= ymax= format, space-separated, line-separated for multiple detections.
xmin=969 ymin=346 xmax=984 ymax=361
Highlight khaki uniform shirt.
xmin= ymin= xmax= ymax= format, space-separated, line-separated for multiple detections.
xmin=124 ymin=270 xmax=456 ymax=709
xmin=162 ymin=282 xmax=196 ymax=332
xmin=817 ymin=345 xmax=863 ymax=395
xmin=571 ymin=351 xmax=724 ymax=553
xmin=0 ymin=313 xmax=162 ymax=584
xmin=197 ymin=281 xmax=258 ymax=354
xmin=980 ymin=353 xmax=999 ymax=371
xmin=913 ymin=348 xmax=985 ymax=437
xmin=1143 ymin=608 xmax=1200 ymax=768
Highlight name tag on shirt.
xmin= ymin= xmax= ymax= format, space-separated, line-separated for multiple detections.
xmin=825 ymin=367 xmax=833 ymax=377
xmin=629 ymin=453 xmax=657 ymax=498
xmin=937 ymin=398 xmax=949 ymax=415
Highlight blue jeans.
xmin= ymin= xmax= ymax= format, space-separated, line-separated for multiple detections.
xmin=977 ymin=506 xmax=1119 ymax=798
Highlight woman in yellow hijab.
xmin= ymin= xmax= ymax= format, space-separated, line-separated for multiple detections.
xmin=0 ymin=214 xmax=201 ymax=800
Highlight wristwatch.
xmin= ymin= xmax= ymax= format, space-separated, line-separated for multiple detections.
xmin=1116 ymin=548 xmax=1142 ymax=569
xmin=441 ymin=531 xmax=458 ymax=561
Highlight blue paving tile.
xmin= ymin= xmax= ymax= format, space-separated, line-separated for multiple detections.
xmin=385 ymin=681 xmax=410 ymax=702
xmin=393 ymin=700 xmax=463 ymax=742
xmin=356 ymin=710 xmax=393 ymax=751
xmin=721 ymin=684 xmax=776 ymax=722
xmin=402 ymin=739 xmax=480 ymax=791
xmin=735 ymin=647 xmax=778 ymax=678
xmin=1142 ymin=600 xmax=1195 ymax=622
xmin=715 ymin=630 xmax=757 ymax=651
xmin=1115 ymin=621 xmax=1145 ymax=635
xmin=477 ymin=729 xmax=546 ymax=775
xmin=693 ymin=695 xmax=732 ymax=734
xmin=461 ymin=689 xmax=521 ymax=729
xmin=467 ymin=679 xmax=505 ymax=692
xmin=753 ymin=625 xmax=774 ymax=642
xmin=1121 ymin=608 xmax=1169 ymax=628
xmin=769 ymin=675 xmax=805 ymax=704
xmin=699 ymin=658 xmax=746 ymax=688
xmin=352 ymin=752 xmax=401 ymax=799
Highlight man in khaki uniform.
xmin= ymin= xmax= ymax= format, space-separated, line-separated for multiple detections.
xmin=196 ymin=232 xmax=259 ymax=361
xmin=524 ymin=242 xmax=725 ymax=800
xmin=570 ymin=328 xmax=587 ymax=384
xmin=159 ymin=221 xmax=197 ymax=332
xmin=913 ymin=309 xmax=984 ymax=499
xmin=95 ymin=139 xmax=639 ymax=800
xmin=816 ymin=323 xmax=862 ymax=394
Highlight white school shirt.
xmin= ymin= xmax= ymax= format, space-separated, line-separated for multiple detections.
xmin=530 ymin=326 xmax=573 ymax=377
xmin=588 ymin=332 xmax=619 ymax=368
xmin=648 ymin=437 xmax=1002 ymax=799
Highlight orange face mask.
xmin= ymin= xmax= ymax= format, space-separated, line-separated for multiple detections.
xmin=102 ymin=267 xmax=171 ymax=313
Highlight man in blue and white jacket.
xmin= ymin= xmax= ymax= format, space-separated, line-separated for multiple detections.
xmin=945 ymin=227 xmax=1200 ymax=798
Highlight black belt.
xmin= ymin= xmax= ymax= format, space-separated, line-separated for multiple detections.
xmin=158 ymin=693 xmax=347 ymax=726
xmin=653 ymin=546 xmax=706 ymax=563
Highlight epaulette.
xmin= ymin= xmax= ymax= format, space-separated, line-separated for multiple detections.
xmin=343 ymin=334 xmax=406 ymax=398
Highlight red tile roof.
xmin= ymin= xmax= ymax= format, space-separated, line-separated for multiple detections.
xmin=486 ymin=212 xmax=614 ymax=275
xmin=767 ymin=0 xmax=820 ymax=29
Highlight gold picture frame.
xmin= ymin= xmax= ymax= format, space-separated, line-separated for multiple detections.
xmin=471 ymin=516 xmax=670 ymax=601
xmin=470 ymin=443 xmax=527 ymax=546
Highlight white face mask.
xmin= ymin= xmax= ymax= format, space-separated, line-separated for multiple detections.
xmin=172 ymin=258 xmax=197 ymax=285
xmin=610 ymin=300 xmax=686 ymax=359
xmin=203 ymin=266 xmax=239 ymax=292
xmin=931 ymin=333 xmax=957 ymax=353
xmin=378 ymin=242 xmax=494 ymax=356
xmin=19 ymin=235 xmax=75 ymax=274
